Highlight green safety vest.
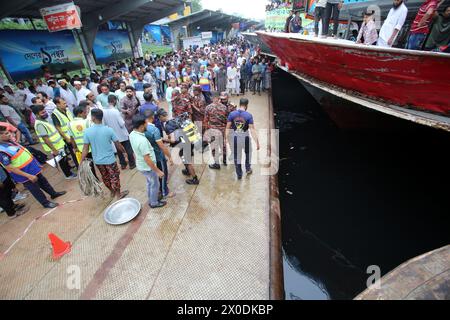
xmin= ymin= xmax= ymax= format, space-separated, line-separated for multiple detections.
xmin=68 ymin=118 xmax=90 ymax=152
xmin=34 ymin=119 xmax=65 ymax=153
xmin=52 ymin=108 xmax=74 ymax=138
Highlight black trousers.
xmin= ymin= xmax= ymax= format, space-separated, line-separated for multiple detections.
xmin=0 ymin=177 xmax=16 ymax=216
xmin=252 ymin=78 xmax=262 ymax=94
xmin=54 ymin=153 xmax=73 ymax=177
xmin=323 ymin=3 xmax=340 ymax=37
xmin=233 ymin=135 xmax=252 ymax=177
xmin=65 ymin=142 xmax=79 ymax=168
xmin=314 ymin=6 xmax=326 ymax=36
xmin=22 ymin=173 xmax=57 ymax=207
xmin=117 ymin=140 xmax=136 ymax=168
xmin=240 ymin=79 xmax=246 ymax=94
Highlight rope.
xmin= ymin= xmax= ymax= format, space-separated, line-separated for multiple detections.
xmin=78 ymin=159 xmax=103 ymax=197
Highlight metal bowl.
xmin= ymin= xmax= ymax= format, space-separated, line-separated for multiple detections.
xmin=103 ymin=198 xmax=141 ymax=225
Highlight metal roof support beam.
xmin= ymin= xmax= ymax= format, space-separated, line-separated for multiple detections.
xmin=72 ymin=29 xmax=97 ymax=72
xmin=191 ymin=15 xmax=224 ymax=31
xmin=170 ymin=10 xmax=215 ymax=29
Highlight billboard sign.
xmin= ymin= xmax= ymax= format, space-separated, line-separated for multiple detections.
xmin=93 ymin=30 xmax=133 ymax=64
xmin=40 ymin=2 xmax=82 ymax=32
xmin=0 ymin=30 xmax=83 ymax=81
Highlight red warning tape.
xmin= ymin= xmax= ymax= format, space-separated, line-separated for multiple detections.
xmin=0 ymin=197 xmax=87 ymax=261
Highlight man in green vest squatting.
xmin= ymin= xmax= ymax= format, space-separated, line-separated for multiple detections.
xmin=31 ymin=105 xmax=77 ymax=180
xmin=68 ymin=104 xmax=98 ymax=179
xmin=52 ymin=97 xmax=79 ymax=169
xmin=0 ymin=125 xmax=66 ymax=209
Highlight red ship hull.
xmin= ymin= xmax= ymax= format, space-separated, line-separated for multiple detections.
xmin=257 ymin=32 xmax=450 ymax=115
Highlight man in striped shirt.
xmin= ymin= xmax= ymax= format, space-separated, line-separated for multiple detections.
xmin=407 ymin=0 xmax=444 ymax=50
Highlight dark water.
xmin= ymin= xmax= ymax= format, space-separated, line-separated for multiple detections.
xmin=273 ymin=69 xmax=450 ymax=300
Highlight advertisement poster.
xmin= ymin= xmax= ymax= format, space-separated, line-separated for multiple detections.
xmin=143 ymin=25 xmax=163 ymax=45
xmin=265 ymin=8 xmax=292 ymax=30
xmin=93 ymin=30 xmax=132 ymax=64
xmin=160 ymin=26 xmax=172 ymax=45
xmin=0 ymin=30 xmax=83 ymax=81
xmin=40 ymin=2 xmax=82 ymax=32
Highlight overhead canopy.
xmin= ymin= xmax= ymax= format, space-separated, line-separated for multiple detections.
xmin=0 ymin=0 xmax=185 ymax=22
xmin=0 ymin=0 xmax=186 ymax=52
xmin=167 ymin=9 xmax=261 ymax=32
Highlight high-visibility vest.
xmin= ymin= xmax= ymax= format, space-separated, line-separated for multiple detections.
xmin=34 ymin=119 xmax=65 ymax=153
xmin=68 ymin=118 xmax=90 ymax=152
xmin=0 ymin=143 xmax=34 ymax=170
xmin=52 ymin=108 xmax=74 ymax=138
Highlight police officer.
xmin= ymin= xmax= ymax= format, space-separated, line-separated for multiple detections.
xmin=0 ymin=163 xmax=29 ymax=219
xmin=0 ymin=125 xmax=66 ymax=209
xmin=31 ymin=104 xmax=77 ymax=180
xmin=204 ymin=91 xmax=229 ymax=169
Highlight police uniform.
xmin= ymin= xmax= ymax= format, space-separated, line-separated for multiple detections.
xmin=0 ymin=141 xmax=60 ymax=207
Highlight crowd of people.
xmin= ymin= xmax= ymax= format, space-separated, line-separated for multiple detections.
xmin=285 ymin=0 xmax=450 ymax=52
xmin=0 ymin=38 xmax=270 ymax=218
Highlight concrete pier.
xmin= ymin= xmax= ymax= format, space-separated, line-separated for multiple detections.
xmin=0 ymin=92 xmax=277 ymax=300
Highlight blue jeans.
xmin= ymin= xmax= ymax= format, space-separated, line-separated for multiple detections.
xmin=157 ymin=158 xmax=169 ymax=197
xmin=17 ymin=122 xmax=35 ymax=144
xmin=407 ymin=33 xmax=427 ymax=50
xmin=141 ymin=170 xmax=160 ymax=206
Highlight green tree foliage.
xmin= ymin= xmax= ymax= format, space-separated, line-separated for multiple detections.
xmin=191 ymin=0 xmax=203 ymax=13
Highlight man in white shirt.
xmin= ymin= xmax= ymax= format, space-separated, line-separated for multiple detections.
xmin=115 ymin=81 xmax=127 ymax=101
xmin=36 ymin=79 xmax=54 ymax=99
xmin=15 ymin=82 xmax=32 ymax=110
xmin=377 ymin=0 xmax=408 ymax=47
xmin=237 ymin=54 xmax=244 ymax=67
xmin=38 ymin=92 xmax=57 ymax=123
xmin=74 ymin=81 xmax=92 ymax=105
xmin=58 ymin=79 xmax=77 ymax=112
xmin=88 ymin=79 xmax=99 ymax=97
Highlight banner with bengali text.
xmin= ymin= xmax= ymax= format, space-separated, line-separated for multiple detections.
xmin=93 ymin=30 xmax=133 ymax=64
xmin=0 ymin=30 xmax=83 ymax=81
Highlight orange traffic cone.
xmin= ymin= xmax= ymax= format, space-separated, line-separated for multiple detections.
xmin=48 ymin=233 xmax=71 ymax=260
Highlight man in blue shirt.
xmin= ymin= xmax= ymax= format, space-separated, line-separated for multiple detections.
xmin=226 ymin=98 xmax=260 ymax=180
xmin=144 ymin=110 xmax=174 ymax=199
xmin=81 ymin=109 xmax=129 ymax=200
xmin=139 ymin=93 xmax=158 ymax=116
